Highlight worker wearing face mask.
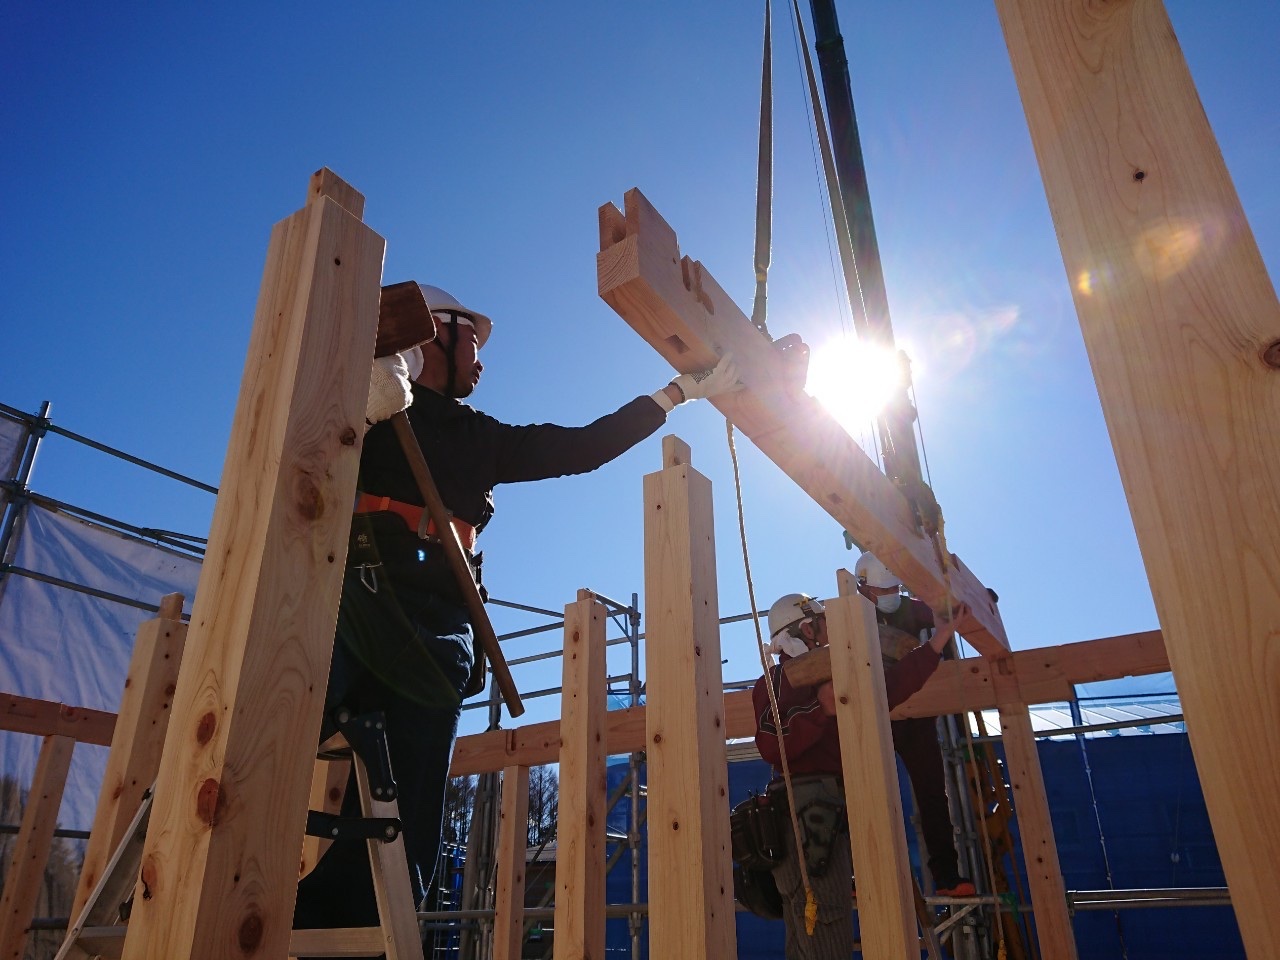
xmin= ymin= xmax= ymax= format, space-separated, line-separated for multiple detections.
xmin=853 ymin=552 xmax=975 ymax=898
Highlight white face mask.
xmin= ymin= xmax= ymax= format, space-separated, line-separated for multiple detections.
xmin=404 ymin=345 xmax=424 ymax=381
xmin=875 ymin=592 xmax=902 ymax=614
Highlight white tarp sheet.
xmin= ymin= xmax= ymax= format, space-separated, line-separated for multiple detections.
xmin=0 ymin=505 xmax=200 ymax=829
xmin=0 ymin=416 xmax=27 ymax=498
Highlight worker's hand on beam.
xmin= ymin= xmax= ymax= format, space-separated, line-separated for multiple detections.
xmin=816 ymin=680 xmax=837 ymax=716
xmin=365 ymin=350 xmax=418 ymax=432
xmin=928 ymin=602 xmax=969 ymax=654
xmin=651 ymin=353 xmax=743 ymax=412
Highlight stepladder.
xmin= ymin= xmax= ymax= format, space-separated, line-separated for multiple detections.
xmin=57 ymin=710 xmax=424 ymax=960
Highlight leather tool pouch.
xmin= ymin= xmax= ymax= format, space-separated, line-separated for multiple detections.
xmin=730 ymin=793 xmax=784 ymax=871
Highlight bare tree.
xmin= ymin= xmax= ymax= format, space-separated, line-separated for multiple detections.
xmin=526 ymin=765 xmax=558 ymax=846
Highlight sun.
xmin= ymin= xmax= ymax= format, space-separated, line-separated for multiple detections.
xmin=804 ymin=336 xmax=908 ymax=436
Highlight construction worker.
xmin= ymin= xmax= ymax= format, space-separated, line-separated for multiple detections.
xmin=854 ymin=550 xmax=976 ymax=898
xmin=753 ymin=590 xmax=964 ymax=958
xmin=293 ymin=283 xmax=740 ymax=947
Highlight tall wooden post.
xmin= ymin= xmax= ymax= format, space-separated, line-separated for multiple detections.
xmin=996 ymin=1 xmax=1280 ymax=953
xmin=552 ymin=591 xmax=607 ymax=960
xmin=642 ymin=436 xmax=736 ymax=960
xmin=825 ymin=570 xmax=918 ymax=956
xmin=71 ymin=593 xmax=187 ymax=921
xmin=493 ymin=764 xmax=531 ymax=960
xmin=119 ymin=170 xmax=384 ymax=960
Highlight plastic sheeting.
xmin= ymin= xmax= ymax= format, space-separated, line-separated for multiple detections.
xmin=0 ymin=504 xmax=200 ymax=829
xmin=0 ymin=415 xmax=28 ymax=498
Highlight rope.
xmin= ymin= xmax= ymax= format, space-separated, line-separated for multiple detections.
xmin=726 ymin=419 xmax=819 ymax=933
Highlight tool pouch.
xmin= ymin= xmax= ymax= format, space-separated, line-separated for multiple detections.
xmin=768 ymin=775 xmax=846 ymax=878
xmin=730 ymin=793 xmax=784 ymax=871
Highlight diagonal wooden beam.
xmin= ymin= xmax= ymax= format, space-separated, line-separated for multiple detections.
xmin=597 ymin=188 xmax=1007 ymax=655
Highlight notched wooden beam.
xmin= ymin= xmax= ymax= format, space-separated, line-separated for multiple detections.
xmin=598 ymin=187 xmax=1008 ymax=653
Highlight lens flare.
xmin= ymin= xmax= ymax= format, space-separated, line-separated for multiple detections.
xmin=805 ymin=336 xmax=907 ymax=435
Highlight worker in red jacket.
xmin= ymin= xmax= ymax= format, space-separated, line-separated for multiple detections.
xmin=753 ymin=587 xmax=967 ymax=958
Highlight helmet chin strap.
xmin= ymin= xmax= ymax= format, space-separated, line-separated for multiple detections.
xmin=433 ymin=314 xmax=461 ymax=397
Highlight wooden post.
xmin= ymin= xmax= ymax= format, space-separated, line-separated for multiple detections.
xmin=642 ymin=437 xmax=736 ymax=960
xmin=998 ymin=705 xmax=1077 ymax=960
xmin=996 ymin=1 xmax=1280 ymax=952
xmin=119 ymin=170 xmax=384 ymax=960
xmin=0 ymin=735 xmax=75 ymax=960
xmin=825 ymin=570 xmax=917 ymax=956
xmin=493 ymin=764 xmax=531 ymax=960
xmin=552 ymin=591 xmax=607 ymax=960
xmin=71 ymin=594 xmax=187 ymax=921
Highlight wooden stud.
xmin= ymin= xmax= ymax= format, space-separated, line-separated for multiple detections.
xmin=493 ymin=764 xmax=530 ymax=960
xmin=825 ymin=570 xmax=918 ymax=956
xmin=661 ymin=433 xmax=691 ymax=469
xmin=642 ymin=440 xmax=736 ymax=960
xmin=119 ymin=172 xmax=384 ymax=960
xmin=71 ymin=595 xmax=188 ymax=922
xmin=999 ymin=705 xmax=1077 ymax=959
xmin=598 ymin=188 xmax=1006 ymax=654
xmin=0 ymin=735 xmax=75 ymax=960
xmin=552 ymin=593 xmax=607 ymax=960
xmin=298 ymin=757 xmax=350 ymax=879
xmin=353 ymin=750 xmax=423 ymax=960
xmin=996 ymin=1 xmax=1280 ymax=952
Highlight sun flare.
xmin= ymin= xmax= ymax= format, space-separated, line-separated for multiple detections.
xmin=805 ymin=336 xmax=908 ymax=435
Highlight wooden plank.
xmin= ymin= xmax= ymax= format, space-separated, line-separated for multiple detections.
xmin=288 ymin=926 xmax=387 ymax=957
xmin=826 ymin=571 xmax=918 ymax=956
xmin=999 ymin=705 xmax=1077 ymax=960
xmin=0 ymin=735 xmax=75 ymax=960
xmin=119 ymin=173 xmax=384 ymax=960
xmin=598 ymin=189 xmax=1006 ymax=655
xmin=299 ymin=757 xmax=350 ymax=878
xmin=0 ymin=693 xmax=115 ymax=746
xmin=450 ymin=630 xmax=1168 ymax=775
xmin=353 ymin=752 xmax=423 ymax=960
xmin=493 ymin=764 xmax=530 ymax=960
xmin=995 ymin=2 xmax=1280 ymax=952
xmin=552 ymin=593 xmax=607 ymax=960
xmin=785 ymin=630 xmax=1169 ymax=715
xmin=308 ymin=167 xmax=364 ymax=219
xmin=72 ymin=597 xmax=188 ymax=922
xmin=642 ymin=441 xmax=736 ymax=960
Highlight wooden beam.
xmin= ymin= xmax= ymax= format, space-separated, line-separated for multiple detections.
xmin=785 ymin=629 xmax=1169 ymax=714
xmin=72 ymin=596 xmax=188 ymax=922
xmin=999 ymin=706 xmax=1077 ymax=960
xmin=0 ymin=693 xmax=114 ymax=746
xmin=119 ymin=169 xmax=384 ymax=960
xmin=643 ymin=437 xmax=736 ymax=960
xmin=552 ymin=593 xmax=607 ymax=960
xmin=995 ymin=1 xmax=1280 ymax=951
xmin=826 ymin=571 xmax=918 ymax=955
xmin=450 ymin=629 xmax=1169 ymax=775
xmin=598 ymin=188 xmax=1006 ymax=655
xmin=492 ymin=764 xmax=530 ymax=960
xmin=0 ymin=735 xmax=75 ymax=960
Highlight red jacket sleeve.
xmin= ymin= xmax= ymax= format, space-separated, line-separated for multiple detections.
xmin=753 ymin=665 xmax=836 ymax=767
xmin=884 ymin=642 xmax=942 ymax=709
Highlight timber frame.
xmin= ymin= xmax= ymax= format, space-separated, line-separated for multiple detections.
xmin=0 ymin=2 xmax=1268 ymax=958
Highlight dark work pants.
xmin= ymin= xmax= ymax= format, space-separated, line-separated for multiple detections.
xmin=294 ymin=569 xmax=473 ymax=953
xmin=891 ymin=715 xmax=961 ymax=885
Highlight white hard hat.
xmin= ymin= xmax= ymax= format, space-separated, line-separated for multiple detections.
xmin=418 ymin=283 xmax=492 ymax=348
xmin=854 ymin=552 xmax=900 ymax=590
xmin=767 ymin=592 xmax=826 ymax=639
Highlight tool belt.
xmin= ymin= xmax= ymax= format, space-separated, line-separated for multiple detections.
xmin=347 ymin=510 xmax=484 ymax=609
xmin=766 ymin=775 xmax=847 ymax=878
xmin=354 ymin=492 xmax=478 ymax=553
xmin=730 ymin=794 xmax=786 ymax=920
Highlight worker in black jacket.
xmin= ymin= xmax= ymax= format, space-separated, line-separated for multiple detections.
xmin=854 ymin=551 xmax=976 ymax=897
xmin=294 ymin=283 xmax=738 ymax=944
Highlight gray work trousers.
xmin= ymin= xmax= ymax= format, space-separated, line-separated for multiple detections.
xmin=770 ymin=820 xmax=854 ymax=959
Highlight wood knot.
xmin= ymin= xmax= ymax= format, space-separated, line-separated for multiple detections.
xmin=196 ymin=777 xmax=224 ymax=826
xmin=140 ymin=857 xmax=158 ymax=900
xmin=1262 ymin=338 xmax=1280 ymax=370
xmin=196 ymin=711 xmax=217 ymax=745
xmin=295 ymin=473 xmax=323 ymax=520
xmin=339 ymin=426 xmax=358 ymax=446
xmin=238 ymin=912 xmax=264 ymax=953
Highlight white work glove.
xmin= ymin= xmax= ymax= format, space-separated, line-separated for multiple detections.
xmin=650 ymin=353 xmax=742 ymax=412
xmin=365 ymin=352 xmax=414 ymax=432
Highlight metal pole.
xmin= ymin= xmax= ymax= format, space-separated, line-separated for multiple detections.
xmin=0 ymin=401 xmax=51 ymax=587
xmin=628 ymin=592 xmax=643 ymax=960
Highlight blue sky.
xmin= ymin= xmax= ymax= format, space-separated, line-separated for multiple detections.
xmin=3 ymin=2 xmax=1276 ymax=733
